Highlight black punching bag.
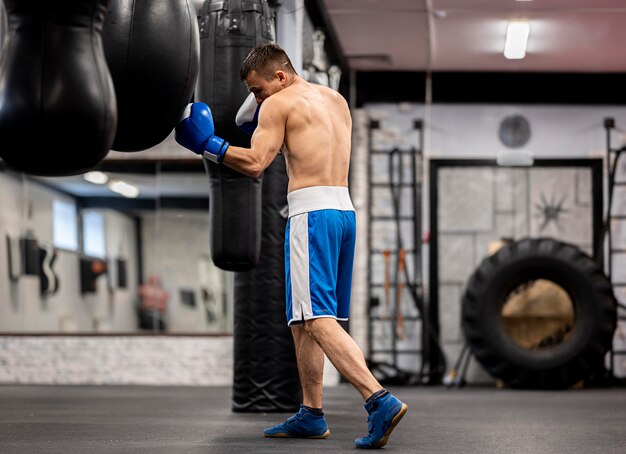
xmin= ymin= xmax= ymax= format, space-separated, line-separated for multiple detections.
xmin=102 ymin=0 xmax=199 ymax=151
xmin=233 ymin=155 xmax=301 ymax=412
xmin=0 ymin=0 xmax=117 ymax=176
xmin=196 ymin=0 xmax=273 ymax=271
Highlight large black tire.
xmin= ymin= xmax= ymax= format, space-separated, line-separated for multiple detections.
xmin=461 ymin=238 xmax=617 ymax=389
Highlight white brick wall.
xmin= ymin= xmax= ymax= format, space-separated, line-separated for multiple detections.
xmin=0 ymin=336 xmax=234 ymax=386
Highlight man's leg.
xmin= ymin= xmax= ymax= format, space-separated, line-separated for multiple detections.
xmin=303 ymin=318 xmax=381 ymax=399
xmin=263 ymin=324 xmax=330 ymax=439
xmin=304 ymin=317 xmax=407 ymax=449
xmin=292 ymin=324 xmax=325 ymax=408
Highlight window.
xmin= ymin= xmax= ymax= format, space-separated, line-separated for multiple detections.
xmin=82 ymin=210 xmax=106 ymax=258
xmin=52 ymin=200 xmax=78 ymax=251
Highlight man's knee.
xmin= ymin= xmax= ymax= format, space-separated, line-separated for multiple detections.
xmin=302 ymin=320 xmax=314 ymax=336
xmin=303 ymin=319 xmax=320 ymax=338
xmin=303 ymin=318 xmax=335 ymax=339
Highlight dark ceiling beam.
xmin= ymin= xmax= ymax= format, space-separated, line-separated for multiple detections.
xmin=356 ymin=71 xmax=626 ymax=106
xmin=95 ymin=159 xmax=206 ymax=174
xmin=77 ymin=196 xmax=209 ymax=212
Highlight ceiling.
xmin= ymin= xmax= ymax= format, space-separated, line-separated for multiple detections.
xmin=323 ymin=0 xmax=626 ymax=72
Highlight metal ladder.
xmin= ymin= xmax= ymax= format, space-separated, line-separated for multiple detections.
xmin=603 ymin=118 xmax=626 ymax=377
xmin=366 ymin=119 xmax=432 ymax=385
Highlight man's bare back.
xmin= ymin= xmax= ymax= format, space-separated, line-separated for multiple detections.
xmin=273 ymin=78 xmax=351 ymax=192
xmin=221 ymin=74 xmax=351 ymax=193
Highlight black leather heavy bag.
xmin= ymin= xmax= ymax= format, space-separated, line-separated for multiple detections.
xmin=204 ymin=159 xmax=263 ymax=270
xmin=102 ymin=0 xmax=199 ymax=151
xmin=197 ymin=0 xmax=273 ymax=271
xmin=0 ymin=0 xmax=117 ymax=176
xmin=233 ymin=155 xmax=301 ymax=412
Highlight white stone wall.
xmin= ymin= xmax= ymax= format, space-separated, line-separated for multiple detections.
xmin=350 ymin=109 xmax=370 ymax=353
xmin=0 ymin=336 xmax=234 ymax=386
xmin=0 ymin=335 xmax=343 ymax=386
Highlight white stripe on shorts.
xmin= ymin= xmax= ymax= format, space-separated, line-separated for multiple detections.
xmin=289 ymin=212 xmax=312 ymax=322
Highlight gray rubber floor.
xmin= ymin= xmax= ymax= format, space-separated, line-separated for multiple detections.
xmin=0 ymin=384 xmax=625 ymax=453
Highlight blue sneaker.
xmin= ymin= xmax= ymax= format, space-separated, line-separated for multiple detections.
xmin=264 ymin=404 xmax=331 ymax=439
xmin=355 ymin=393 xmax=408 ymax=449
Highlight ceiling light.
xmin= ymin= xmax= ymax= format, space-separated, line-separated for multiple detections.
xmin=83 ymin=171 xmax=108 ymax=185
xmin=108 ymin=180 xmax=140 ymax=198
xmin=504 ymin=21 xmax=530 ymax=60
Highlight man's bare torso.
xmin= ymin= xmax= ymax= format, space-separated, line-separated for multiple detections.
xmin=270 ymin=78 xmax=352 ymax=193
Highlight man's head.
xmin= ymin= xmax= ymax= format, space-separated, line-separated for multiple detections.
xmin=240 ymin=43 xmax=297 ymax=104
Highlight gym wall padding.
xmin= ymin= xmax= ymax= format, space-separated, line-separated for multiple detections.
xmin=0 ymin=0 xmax=117 ymax=176
xmin=462 ymin=238 xmax=617 ymax=389
xmin=233 ymin=155 xmax=301 ymax=412
xmin=102 ymin=0 xmax=200 ymax=151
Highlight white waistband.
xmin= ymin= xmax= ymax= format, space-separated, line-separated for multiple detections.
xmin=287 ymin=186 xmax=355 ymax=218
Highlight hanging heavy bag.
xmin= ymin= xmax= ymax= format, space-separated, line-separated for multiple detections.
xmin=196 ymin=0 xmax=273 ymax=271
xmin=102 ymin=0 xmax=199 ymax=151
xmin=0 ymin=0 xmax=117 ymax=176
xmin=233 ymin=154 xmax=301 ymax=412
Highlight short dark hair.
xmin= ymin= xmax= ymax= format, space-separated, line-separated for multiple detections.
xmin=240 ymin=43 xmax=296 ymax=81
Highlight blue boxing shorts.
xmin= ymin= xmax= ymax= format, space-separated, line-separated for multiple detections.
xmin=285 ymin=186 xmax=356 ymax=326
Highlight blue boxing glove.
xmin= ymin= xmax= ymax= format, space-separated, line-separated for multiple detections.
xmin=175 ymin=102 xmax=230 ymax=163
xmin=235 ymin=93 xmax=260 ymax=136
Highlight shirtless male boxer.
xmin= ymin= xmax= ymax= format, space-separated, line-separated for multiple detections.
xmin=175 ymin=43 xmax=407 ymax=449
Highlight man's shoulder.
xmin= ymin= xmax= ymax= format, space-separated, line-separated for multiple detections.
xmin=316 ymin=84 xmax=348 ymax=109
xmin=259 ymin=92 xmax=289 ymax=117
xmin=263 ymin=87 xmax=302 ymax=117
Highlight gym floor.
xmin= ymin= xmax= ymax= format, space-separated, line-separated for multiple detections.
xmin=0 ymin=385 xmax=624 ymax=453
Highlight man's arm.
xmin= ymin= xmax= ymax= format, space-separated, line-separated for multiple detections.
xmin=222 ymin=96 xmax=285 ymax=178
xmin=175 ymin=97 xmax=285 ymax=178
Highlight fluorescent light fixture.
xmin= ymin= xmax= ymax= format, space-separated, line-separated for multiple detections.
xmin=108 ymin=180 xmax=139 ymax=198
xmin=83 ymin=171 xmax=108 ymax=185
xmin=504 ymin=21 xmax=530 ymax=59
